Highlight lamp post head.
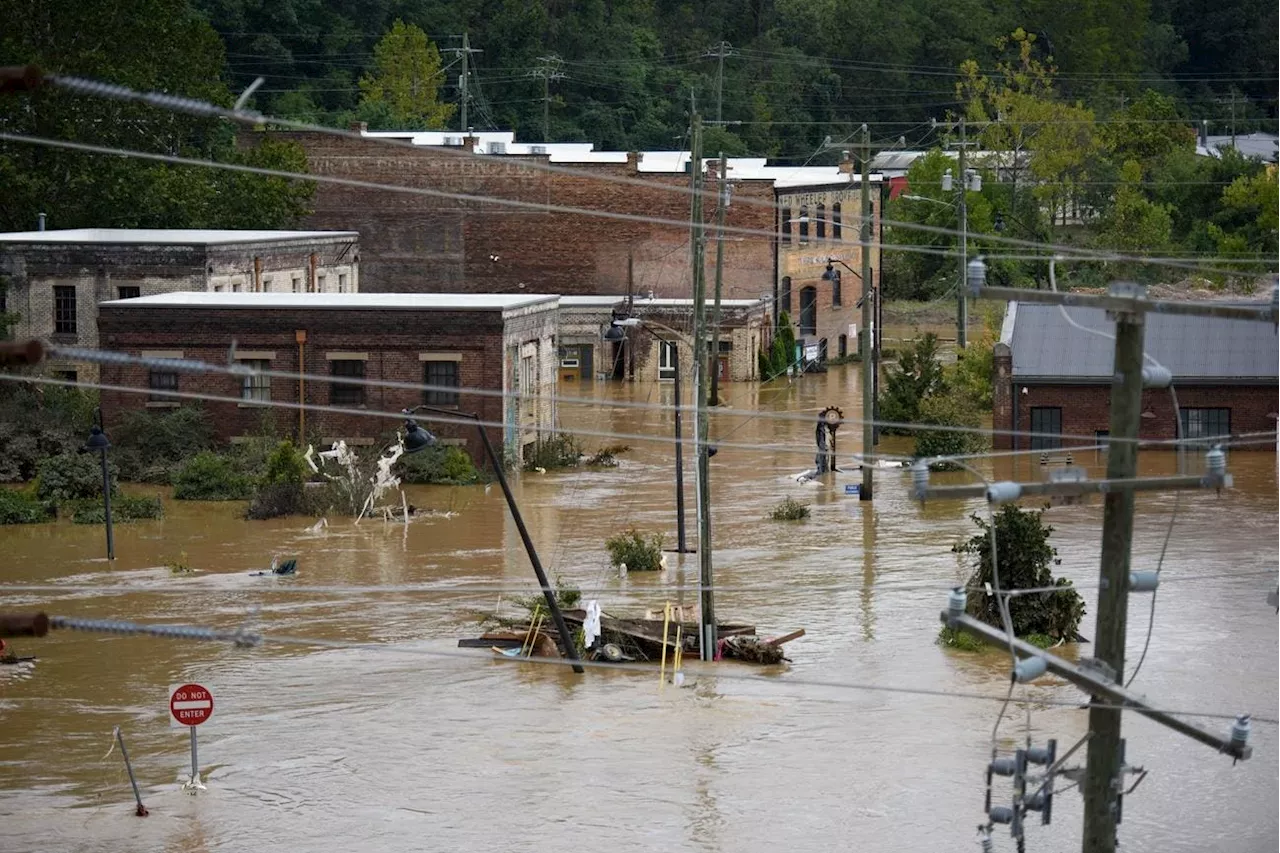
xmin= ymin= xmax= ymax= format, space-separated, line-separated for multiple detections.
xmin=85 ymin=425 xmax=110 ymax=451
xmin=603 ymin=324 xmax=627 ymax=341
xmin=821 ymin=262 xmax=839 ymax=281
xmin=994 ymin=211 xmax=1006 ymax=233
xmin=401 ymin=421 xmax=438 ymax=454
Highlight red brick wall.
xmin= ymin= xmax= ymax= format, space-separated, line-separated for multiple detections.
xmin=97 ymin=306 xmax=507 ymax=461
xmin=247 ymin=132 xmax=777 ymax=298
xmin=994 ymin=381 xmax=1278 ymax=449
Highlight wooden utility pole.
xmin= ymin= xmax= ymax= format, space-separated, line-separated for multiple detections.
xmin=859 ymin=125 xmax=874 ymax=501
xmin=450 ymin=33 xmax=481 ymax=132
xmin=531 ymin=55 xmax=563 ymax=141
xmin=956 ymin=117 xmax=969 ymax=349
xmin=709 ymin=153 xmax=727 ymax=407
xmin=1082 ymin=283 xmax=1146 ymax=853
xmin=707 ymin=42 xmax=733 ymax=125
xmin=688 ymin=111 xmax=716 ymax=661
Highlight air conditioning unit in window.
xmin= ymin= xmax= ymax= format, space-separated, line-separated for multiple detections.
xmin=488 ymin=141 xmax=507 ymax=154
xmin=530 ymin=145 xmax=548 ymax=155
xmin=444 ymin=136 xmax=461 ymax=146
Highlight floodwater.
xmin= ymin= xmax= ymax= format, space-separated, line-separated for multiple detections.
xmin=1 ymin=359 xmax=1276 ymax=853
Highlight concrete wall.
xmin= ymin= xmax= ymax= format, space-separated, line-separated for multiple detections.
xmin=249 ymin=131 xmax=777 ymax=299
xmin=96 ymin=304 xmax=539 ymax=465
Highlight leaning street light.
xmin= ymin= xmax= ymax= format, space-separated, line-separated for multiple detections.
xmin=84 ymin=424 xmax=114 ymax=561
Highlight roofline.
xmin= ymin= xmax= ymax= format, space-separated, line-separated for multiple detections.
xmin=0 ymin=232 xmax=360 ymax=248
xmin=99 ymin=295 xmax=559 ymax=311
xmin=1011 ymin=376 xmax=1278 ymax=386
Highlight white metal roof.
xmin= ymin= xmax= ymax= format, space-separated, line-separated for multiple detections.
xmin=560 ymin=295 xmax=626 ymax=307
xmin=99 ymin=292 xmax=558 ymax=311
xmin=0 ymin=228 xmax=358 ymax=245
xmin=633 ymin=297 xmax=764 ymax=308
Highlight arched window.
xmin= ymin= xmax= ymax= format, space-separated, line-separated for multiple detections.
xmin=780 ymin=206 xmax=791 ymax=244
xmin=799 ymin=286 xmax=817 ymax=335
xmin=816 ymin=203 xmax=826 ymax=239
xmin=819 ymin=338 xmax=828 ymax=362
xmin=832 ymin=202 xmax=842 ymax=239
xmin=780 ymin=276 xmax=792 ymax=315
xmin=798 ymin=205 xmax=809 ymax=243
xmin=838 ymin=334 xmax=848 ymax=358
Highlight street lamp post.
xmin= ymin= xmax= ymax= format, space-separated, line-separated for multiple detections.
xmin=609 ymin=317 xmax=692 ymax=554
xmin=399 ymin=406 xmax=585 ymax=674
xmin=84 ymin=424 xmax=113 ymax=561
xmin=824 ymin=258 xmax=876 ymax=500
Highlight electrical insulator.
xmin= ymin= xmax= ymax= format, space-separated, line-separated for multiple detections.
xmin=967 ymin=257 xmax=987 ymax=295
xmin=988 ymin=806 xmax=1015 ymax=824
xmin=1023 ymin=790 xmax=1047 ymax=812
xmin=1025 ymin=741 xmax=1055 ymax=766
xmin=1014 ymin=656 xmax=1048 ymax=683
xmin=1129 ymin=571 xmax=1160 ymax=592
xmin=942 ymin=169 xmax=954 ymax=192
xmin=990 ymin=757 xmax=1018 ymax=776
xmin=1231 ymin=714 xmax=1251 ymax=751
xmin=986 ymin=481 xmax=1022 ymax=504
xmin=968 ymin=171 xmax=982 ymax=192
xmin=912 ymin=461 xmax=930 ymax=501
xmin=977 ymin=827 xmax=994 ymax=852
xmin=1205 ymin=446 xmax=1226 ymax=477
xmin=948 ymin=587 xmax=967 ymax=621
xmin=1141 ymin=365 xmax=1172 ymax=388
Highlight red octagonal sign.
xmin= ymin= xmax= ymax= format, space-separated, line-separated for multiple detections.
xmin=170 ymin=683 xmax=214 ymax=726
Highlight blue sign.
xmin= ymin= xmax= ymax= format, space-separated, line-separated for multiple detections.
xmin=845 ymin=484 xmax=861 ymax=496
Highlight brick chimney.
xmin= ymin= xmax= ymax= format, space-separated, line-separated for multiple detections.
xmin=348 ymin=121 xmax=368 ymax=133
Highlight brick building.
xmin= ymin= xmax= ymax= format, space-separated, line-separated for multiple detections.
xmin=774 ymin=172 xmax=885 ymax=364
xmin=993 ymin=302 xmax=1279 ymax=451
xmin=0 ymin=229 xmax=359 ymax=381
xmin=610 ymin=297 xmax=768 ymax=387
xmin=247 ymin=128 xmax=777 ymax=299
xmin=96 ymin=292 xmax=558 ymax=464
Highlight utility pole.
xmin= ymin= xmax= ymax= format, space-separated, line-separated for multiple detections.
xmin=531 ymin=54 xmax=563 ymax=141
xmin=859 ymin=124 xmax=874 ymax=501
xmin=957 ymin=117 xmax=969 ymax=349
xmin=706 ymin=41 xmax=733 ymax=125
xmin=709 ymin=153 xmax=728 ymax=407
xmin=688 ymin=109 xmax=716 ymax=661
xmin=448 ymin=33 xmax=481 ymax=133
xmin=1082 ymin=282 xmax=1146 ymax=853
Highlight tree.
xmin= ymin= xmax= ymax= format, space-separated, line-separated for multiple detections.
xmin=1207 ymin=167 xmax=1280 ymax=263
xmin=953 ymin=505 xmax=1086 ymax=643
xmin=877 ymin=333 xmax=947 ymax=432
xmin=1099 ymin=160 xmax=1174 ymax=259
xmin=1099 ymin=90 xmax=1196 ymax=168
xmin=358 ymin=21 xmax=456 ymax=130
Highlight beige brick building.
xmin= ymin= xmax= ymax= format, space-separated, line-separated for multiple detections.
xmin=0 ymin=229 xmax=359 ymax=380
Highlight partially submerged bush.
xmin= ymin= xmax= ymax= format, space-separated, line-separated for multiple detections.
xmin=951 ymin=505 xmax=1086 ymax=643
xmin=524 ymin=434 xmax=583 ymax=471
xmin=36 ymin=453 xmax=117 ymax=504
xmin=0 ymin=488 xmax=54 ymax=524
xmin=69 ymin=493 xmax=163 ymax=524
xmin=396 ymin=445 xmax=484 ymax=485
xmin=585 ymin=444 xmax=630 ymax=467
xmin=245 ymin=482 xmax=337 ymax=520
xmin=173 ymin=452 xmax=254 ymax=501
xmin=770 ymin=496 xmax=810 ymax=521
xmin=605 ymin=529 xmax=664 ymax=571
xmin=913 ymin=391 xmax=989 ymax=467
xmin=111 ymin=407 xmax=216 ymax=484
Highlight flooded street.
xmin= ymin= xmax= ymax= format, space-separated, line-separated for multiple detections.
xmin=1 ymin=362 xmax=1276 ymax=853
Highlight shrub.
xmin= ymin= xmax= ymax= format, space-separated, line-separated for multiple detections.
xmin=111 ymin=407 xmax=216 ymax=484
xmin=524 ymin=434 xmax=583 ymax=471
xmin=36 ymin=453 xmax=117 ymax=504
xmin=0 ymin=488 xmax=54 ymax=524
xmin=605 ymin=529 xmax=664 ymax=571
xmin=937 ymin=625 xmax=986 ymax=651
xmin=245 ymin=482 xmax=337 ymax=520
xmin=173 ymin=452 xmax=254 ymax=501
xmin=395 ymin=445 xmax=484 ymax=485
xmin=913 ymin=391 xmax=989 ymax=467
xmin=0 ymin=385 xmax=99 ymax=483
xmin=511 ymin=577 xmax=583 ymax=621
xmin=769 ymin=496 xmax=810 ymax=521
xmin=261 ymin=440 xmax=309 ymax=486
xmin=69 ymin=493 xmax=164 ymax=524
xmin=952 ymin=505 xmax=1086 ymax=643
xmin=585 ymin=444 xmax=630 ymax=467
xmin=878 ymin=333 xmax=947 ymax=433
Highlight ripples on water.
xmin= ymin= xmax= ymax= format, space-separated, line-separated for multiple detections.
xmin=0 ymin=364 xmax=1275 ymax=852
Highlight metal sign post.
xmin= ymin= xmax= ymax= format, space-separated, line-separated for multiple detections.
xmin=169 ymin=683 xmax=213 ymax=792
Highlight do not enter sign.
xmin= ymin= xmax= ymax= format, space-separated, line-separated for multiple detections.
xmin=169 ymin=683 xmax=214 ymax=727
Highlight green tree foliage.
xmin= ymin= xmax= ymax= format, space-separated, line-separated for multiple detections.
xmin=952 ymin=505 xmax=1086 ymax=642
xmin=914 ymin=392 xmax=988 ymax=465
xmin=760 ymin=312 xmax=798 ymax=379
xmin=0 ymin=488 xmax=54 ymax=524
xmin=36 ymin=452 xmax=117 ymax=504
xmin=111 ymin=408 xmax=217 ymax=484
xmin=69 ymin=493 xmax=164 ymax=524
xmin=261 ymin=440 xmax=308 ymax=487
xmin=396 ymin=445 xmax=484 ymax=485
xmin=357 ymin=21 xmax=456 ymax=130
xmin=877 ymin=333 xmax=947 ymax=433
xmin=173 ymin=451 xmax=254 ymax=500
xmin=0 ymin=0 xmax=313 ymax=231
xmin=1208 ymin=168 xmax=1280 ymax=262
xmin=0 ymin=385 xmax=99 ymax=482
xmin=1099 ymin=160 xmax=1175 ymax=259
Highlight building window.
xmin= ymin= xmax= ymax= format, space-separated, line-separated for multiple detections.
xmin=832 ymin=274 xmax=842 ymax=307
xmin=214 ymin=284 xmax=225 ymax=293
xmin=780 ymin=276 xmax=792 ymax=315
xmin=717 ymin=340 xmax=733 ymax=353
xmin=780 ymin=207 xmax=791 ymax=244
xmin=338 ymin=273 xmax=349 ymax=293
xmin=149 ymin=369 xmax=178 ymax=402
xmin=291 ymin=276 xmax=302 ymax=293
xmin=232 ymin=282 xmax=242 ymax=293
xmin=53 ymin=286 xmax=77 ymax=334
xmin=798 ymin=205 xmax=809 ymax=244
xmin=57 ymin=369 xmax=77 ymax=383
xmin=317 ymin=273 xmax=328 ymax=292
xmin=117 ymin=286 xmax=141 ymax=300
xmin=799 ymin=286 xmax=817 ymax=335
xmin=832 ymin=202 xmax=842 ymax=239
xmin=241 ymin=359 xmax=270 ymax=402
xmin=658 ymin=340 xmax=677 ymax=381
xmin=1179 ymin=408 xmax=1230 ymax=444
xmin=1029 ymin=407 xmax=1063 ymax=450
xmin=816 ymin=203 xmax=826 ymax=239
xmin=330 ymin=359 xmax=366 ymax=406
xmin=838 ymin=334 xmax=847 ymax=358
xmin=1095 ymin=430 xmax=1109 ymax=449
xmin=424 ymin=360 xmax=460 ymax=406
xmin=818 ymin=338 xmax=828 ymax=362
xmin=262 ymin=277 xmax=273 ymax=293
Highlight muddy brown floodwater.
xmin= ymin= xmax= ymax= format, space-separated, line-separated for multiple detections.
xmin=1 ymin=362 xmax=1276 ymax=853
